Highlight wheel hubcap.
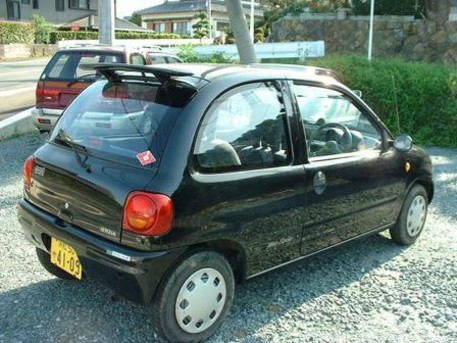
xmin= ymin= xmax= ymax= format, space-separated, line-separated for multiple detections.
xmin=175 ymin=268 xmax=227 ymax=334
xmin=406 ymin=194 xmax=427 ymax=237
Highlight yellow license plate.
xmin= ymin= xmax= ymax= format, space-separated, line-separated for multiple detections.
xmin=50 ymin=237 xmax=82 ymax=280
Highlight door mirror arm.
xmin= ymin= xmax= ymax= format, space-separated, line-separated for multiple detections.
xmin=381 ymin=130 xmax=393 ymax=153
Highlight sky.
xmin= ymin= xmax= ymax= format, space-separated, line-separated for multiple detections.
xmin=116 ymin=0 xmax=162 ymax=18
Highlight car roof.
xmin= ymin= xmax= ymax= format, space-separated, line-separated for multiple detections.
xmin=91 ymin=63 xmax=341 ymax=90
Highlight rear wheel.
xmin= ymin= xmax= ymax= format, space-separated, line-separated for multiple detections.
xmin=36 ymin=248 xmax=76 ymax=280
xmin=152 ymin=251 xmax=234 ymax=343
xmin=390 ymin=184 xmax=428 ymax=245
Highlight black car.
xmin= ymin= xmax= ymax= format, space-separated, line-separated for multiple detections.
xmin=18 ymin=63 xmax=433 ymax=343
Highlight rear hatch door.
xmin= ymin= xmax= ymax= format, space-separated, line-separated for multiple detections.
xmin=37 ymin=50 xmax=125 ymax=112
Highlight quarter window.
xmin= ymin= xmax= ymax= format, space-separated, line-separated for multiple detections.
xmin=130 ymin=54 xmax=146 ymax=65
xmin=194 ymin=82 xmax=291 ymax=173
xmin=292 ymin=83 xmax=382 ymax=158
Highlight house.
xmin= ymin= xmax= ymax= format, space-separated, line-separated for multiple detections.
xmin=137 ymin=0 xmax=263 ymax=37
xmin=0 ymin=0 xmax=147 ymax=32
xmin=0 ymin=0 xmax=98 ymax=24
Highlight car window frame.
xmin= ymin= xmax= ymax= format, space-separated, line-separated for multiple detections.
xmin=289 ymin=80 xmax=387 ymax=162
xmin=41 ymin=50 xmax=126 ymax=81
xmin=192 ymin=80 xmax=295 ymax=175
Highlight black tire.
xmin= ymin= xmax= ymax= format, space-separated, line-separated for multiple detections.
xmin=152 ymin=251 xmax=235 ymax=343
xmin=36 ymin=248 xmax=76 ymax=280
xmin=390 ymin=184 xmax=428 ymax=245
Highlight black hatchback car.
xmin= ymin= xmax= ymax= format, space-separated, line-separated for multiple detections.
xmin=18 ymin=63 xmax=433 ymax=343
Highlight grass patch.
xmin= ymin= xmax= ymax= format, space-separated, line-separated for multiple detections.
xmin=302 ymin=55 xmax=457 ymax=148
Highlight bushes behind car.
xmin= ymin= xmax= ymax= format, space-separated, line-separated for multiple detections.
xmin=0 ymin=21 xmax=35 ymax=44
xmin=306 ymin=55 xmax=457 ymax=148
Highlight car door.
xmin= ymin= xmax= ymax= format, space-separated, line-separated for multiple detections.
xmin=289 ymin=82 xmax=406 ymax=255
xmin=188 ymin=81 xmax=306 ymax=276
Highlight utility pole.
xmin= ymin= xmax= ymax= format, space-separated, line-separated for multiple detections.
xmin=368 ymin=0 xmax=375 ymax=60
xmin=99 ymin=0 xmax=115 ymax=45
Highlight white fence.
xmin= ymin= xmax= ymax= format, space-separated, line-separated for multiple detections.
xmin=57 ymin=40 xmax=325 ymax=61
xmin=192 ymin=41 xmax=325 ymax=61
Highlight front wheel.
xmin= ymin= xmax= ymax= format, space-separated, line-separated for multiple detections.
xmin=152 ymin=251 xmax=235 ymax=343
xmin=390 ymin=184 xmax=428 ymax=245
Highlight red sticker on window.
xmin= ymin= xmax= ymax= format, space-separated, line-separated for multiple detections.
xmin=136 ymin=151 xmax=156 ymax=166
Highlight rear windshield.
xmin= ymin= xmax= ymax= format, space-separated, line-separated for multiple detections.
xmin=49 ymin=80 xmax=196 ymax=168
xmin=42 ymin=51 xmax=124 ymax=81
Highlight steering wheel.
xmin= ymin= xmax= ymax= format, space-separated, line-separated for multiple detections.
xmin=311 ymin=122 xmax=353 ymax=152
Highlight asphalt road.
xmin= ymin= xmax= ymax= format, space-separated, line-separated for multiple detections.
xmin=0 ymin=134 xmax=456 ymax=343
xmin=0 ymin=58 xmax=49 ymax=120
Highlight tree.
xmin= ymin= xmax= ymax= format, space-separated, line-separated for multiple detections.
xmin=192 ymin=12 xmax=210 ymax=39
xmin=30 ymin=14 xmax=52 ymax=44
xmin=129 ymin=12 xmax=142 ymax=26
xmin=422 ymin=0 xmax=450 ymax=23
xmin=224 ymin=0 xmax=257 ymax=64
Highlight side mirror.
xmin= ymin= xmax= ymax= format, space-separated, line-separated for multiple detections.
xmin=393 ymin=134 xmax=413 ymax=152
xmin=352 ymin=90 xmax=362 ymax=98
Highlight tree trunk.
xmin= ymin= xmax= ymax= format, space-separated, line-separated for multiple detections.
xmin=224 ymin=0 xmax=257 ymax=64
xmin=423 ymin=0 xmax=450 ymax=25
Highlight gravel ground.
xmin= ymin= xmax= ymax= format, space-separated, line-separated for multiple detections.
xmin=0 ymin=133 xmax=456 ymax=343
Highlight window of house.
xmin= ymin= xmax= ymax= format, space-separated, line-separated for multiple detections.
xmin=7 ymin=1 xmax=21 ymax=20
xmin=172 ymin=22 xmax=191 ymax=36
xmin=153 ymin=23 xmax=165 ymax=33
xmin=56 ymin=0 xmax=64 ymax=11
xmin=292 ymin=83 xmax=382 ymax=158
xmin=21 ymin=0 xmax=30 ymax=4
xmin=194 ymin=82 xmax=291 ymax=173
xmin=69 ymin=0 xmax=89 ymax=9
xmin=32 ymin=0 xmax=38 ymax=9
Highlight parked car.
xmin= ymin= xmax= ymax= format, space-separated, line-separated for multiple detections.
xmin=32 ymin=45 xmax=182 ymax=132
xmin=18 ymin=63 xmax=433 ymax=343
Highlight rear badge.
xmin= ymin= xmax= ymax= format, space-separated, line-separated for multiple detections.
xmin=136 ymin=150 xmax=156 ymax=166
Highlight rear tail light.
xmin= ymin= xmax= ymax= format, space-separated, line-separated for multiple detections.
xmin=23 ymin=156 xmax=35 ymax=190
xmin=122 ymin=191 xmax=174 ymax=236
xmin=36 ymin=86 xmax=60 ymax=107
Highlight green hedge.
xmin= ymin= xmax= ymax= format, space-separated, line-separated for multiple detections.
xmin=351 ymin=0 xmax=423 ymax=16
xmin=305 ymin=55 xmax=457 ymax=148
xmin=49 ymin=30 xmax=183 ymax=44
xmin=0 ymin=22 xmax=35 ymax=44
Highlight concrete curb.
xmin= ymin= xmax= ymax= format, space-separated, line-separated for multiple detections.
xmin=0 ymin=108 xmax=36 ymax=141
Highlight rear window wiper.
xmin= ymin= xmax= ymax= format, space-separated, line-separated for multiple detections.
xmin=67 ymin=74 xmax=99 ymax=87
xmin=54 ymin=129 xmax=91 ymax=172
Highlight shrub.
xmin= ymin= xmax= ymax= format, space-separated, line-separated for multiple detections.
xmin=177 ymin=44 xmax=233 ymax=63
xmin=49 ymin=30 xmax=183 ymax=44
xmin=351 ymin=0 xmax=423 ymax=17
xmin=0 ymin=22 xmax=35 ymax=44
xmin=304 ymin=55 xmax=457 ymax=148
xmin=31 ymin=15 xmax=53 ymax=44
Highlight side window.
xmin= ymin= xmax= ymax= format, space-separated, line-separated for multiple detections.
xmin=292 ymin=83 xmax=382 ymax=158
xmin=130 ymin=54 xmax=146 ymax=65
xmin=194 ymin=82 xmax=291 ymax=173
xmin=149 ymin=55 xmax=167 ymax=64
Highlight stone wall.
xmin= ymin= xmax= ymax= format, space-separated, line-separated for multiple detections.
xmin=0 ymin=44 xmax=57 ymax=60
xmin=269 ymin=14 xmax=457 ymax=64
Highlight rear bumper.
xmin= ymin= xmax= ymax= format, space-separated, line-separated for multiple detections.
xmin=31 ymin=108 xmax=62 ymax=132
xmin=17 ymin=199 xmax=186 ymax=303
